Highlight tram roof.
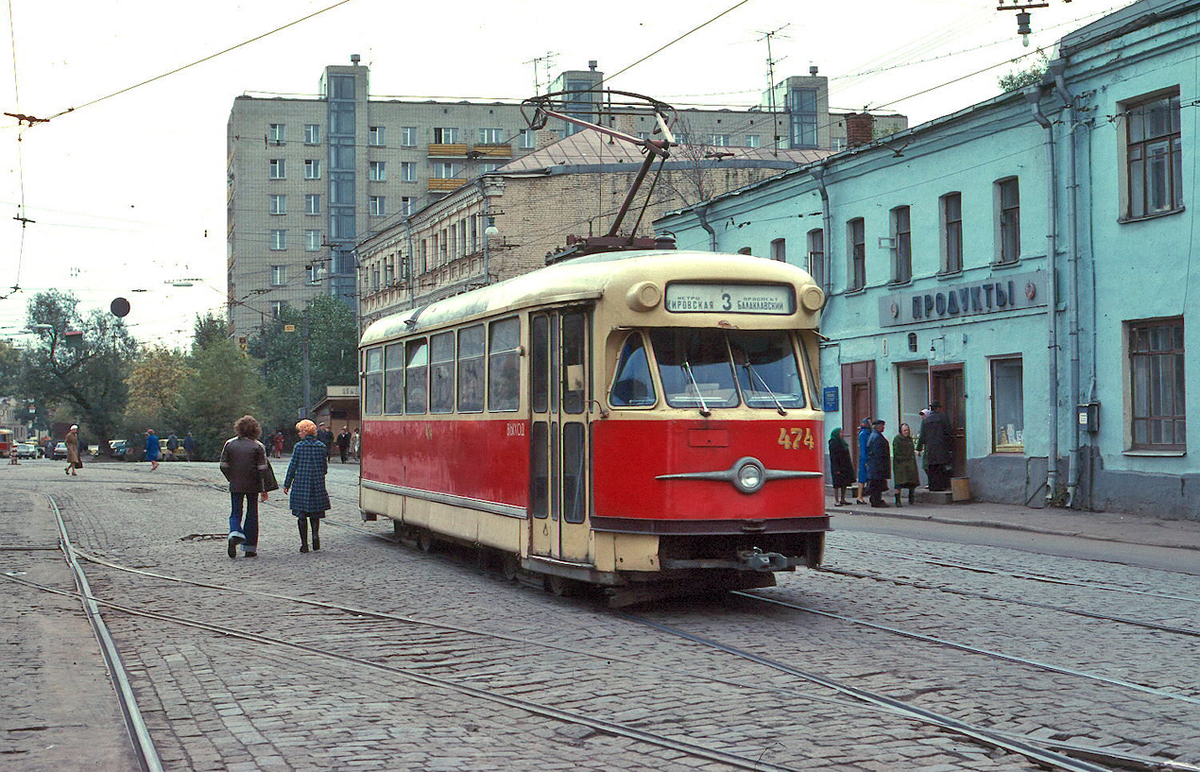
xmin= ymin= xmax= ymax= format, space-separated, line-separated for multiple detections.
xmin=361 ymin=250 xmax=817 ymax=346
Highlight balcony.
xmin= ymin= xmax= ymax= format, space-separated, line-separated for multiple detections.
xmin=428 ymin=178 xmax=466 ymax=192
xmin=428 ymin=143 xmax=468 ymax=158
xmin=472 ymin=144 xmax=512 ymax=158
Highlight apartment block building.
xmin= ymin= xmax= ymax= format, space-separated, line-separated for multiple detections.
xmin=226 ymin=57 xmax=905 ymax=338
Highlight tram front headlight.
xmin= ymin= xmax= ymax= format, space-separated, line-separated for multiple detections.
xmin=735 ymin=461 xmax=765 ymax=493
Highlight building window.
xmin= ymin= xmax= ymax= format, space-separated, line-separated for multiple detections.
xmin=400 ymin=162 xmax=416 ymax=182
xmin=269 ymin=159 xmax=285 ymax=179
xmin=369 ymin=196 xmax=385 ymax=216
xmin=675 ymin=133 xmax=689 ymax=145
xmin=806 ymin=228 xmax=824 ymax=289
xmin=304 ymin=124 xmax=320 ymax=145
xmin=307 ymin=264 xmax=321 ymax=284
xmin=270 ymin=265 xmax=286 ymax=286
xmin=305 ymin=229 xmax=321 ymax=252
xmin=433 ymin=162 xmax=461 ymax=179
xmin=940 ymin=192 xmax=963 ymax=273
xmin=1124 ymin=91 xmax=1183 ymax=219
xmin=270 ymin=301 xmax=285 ymax=318
xmin=368 ymin=126 xmax=385 ymax=146
xmin=1129 ymin=317 xmax=1185 ymax=450
xmin=710 ymin=134 xmax=730 ymax=147
xmin=270 ymin=229 xmax=286 ymax=250
xmin=433 ymin=127 xmax=458 ymax=144
xmin=847 ymin=217 xmax=865 ymax=291
xmin=269 ymin=194 xmax=286 ymax=215
xmin=519 ymin=129 xmax=535 ymax=149
xmin=268 ymin=123 xmax=285 ymax=144
xmin=745 ymin=135 xmax=760 ymax=148
xmin=401 ymin=197 xmax=413 ymax=216
xmin=305 ymin=194 xmax=320 ymax=215
xmin=991 ymin=358 xmax=1024 ymax=452
xmin=478 ymin=127 xmax=504 ymax=144
xmin=891 ymin=205 xmax=912 ymax=283
xmin=400 ymin=126 xmax=417 ymax=147
xmin=770 ymin=238 xmax=786 ymax=262
xmin=789 ymin=88 xmax=818 ymax=149
xmin=304 ymin=159 xmax=321 ymax=180
xmin=996 ymin=177 xmax=1020 ymax=264
xmin=369 ymin=161 xmax=386 ymax=181
xmin=480 ymin=162 xmax=501 ymax=174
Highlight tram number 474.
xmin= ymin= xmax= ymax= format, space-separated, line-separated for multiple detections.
xmin=777 ymin=427 xmax=815 ymax=451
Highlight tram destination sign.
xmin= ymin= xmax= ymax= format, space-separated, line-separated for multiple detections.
xmin=665 ymin=283 xmax=795 ymax=315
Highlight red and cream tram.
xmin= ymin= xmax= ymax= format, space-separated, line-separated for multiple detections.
xmin=358 ymin=249 xmax=828 ymax=604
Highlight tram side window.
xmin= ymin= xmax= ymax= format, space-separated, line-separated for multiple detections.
xmin=457 ymin=325 xmax=485 ymax=412
xmin=728 ymin=330 xmax=806 ymax=409
xmin=609 ymin=333 xmax=656 ymax=407
xmin=532 ymin=316 xmax=549 ymax=413
xmin=429 ymin=332 xmax=455 ymax=414
xmin=405 ymin=339 xmax=428 ymax=414
xmin=364 ymin=347 xmax=384 ymax=415
xmin=384 ymin=343 xmax=405 ymax=415
xmin=488 ymin=317 xmax=521 ymax=412
xmin=650 ymin=329 xmax=739 ymax=409
xmin=561 ymin=312 xmax=587 ymax=414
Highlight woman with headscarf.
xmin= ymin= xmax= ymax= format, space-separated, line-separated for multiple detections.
xmin=828 ymin=427 xmax=855 ymax=506
xmin=64 ymin=425 xmax=80 ymax=476
xmin=284 ymin=419 xmax=331 ymax=553
xmin=855 ymin=417 xmax=872 ymax=505
xmin=892 ymin=422 xmax=920 ymax=507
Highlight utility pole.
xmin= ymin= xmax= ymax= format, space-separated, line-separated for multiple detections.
xmin=759 ymin=25 xmax=790 ymax=156
xmin=302 ymin=310 xmax=311 ymax=419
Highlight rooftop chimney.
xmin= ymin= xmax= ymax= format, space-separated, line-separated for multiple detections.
xmin=846 ymin=112 xmax=874 ymax=149
xmin=351 ymin=54 xmax=361 ymax=65
xmin=809 ymin=65 xmax=819 ymax=76
xmin=589 ymin=60 xmax=598 ymax=71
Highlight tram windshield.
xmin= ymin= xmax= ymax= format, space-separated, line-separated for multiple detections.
xmin=648 ymin=329 xmax=806 ymax=411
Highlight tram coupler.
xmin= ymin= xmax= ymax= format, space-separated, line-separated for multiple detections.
xmin=737 ymin=548 xmax=791 ymax=572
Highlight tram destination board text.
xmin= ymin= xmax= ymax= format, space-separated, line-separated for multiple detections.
xmin=665 ymin=283 xmax=795 ymax=315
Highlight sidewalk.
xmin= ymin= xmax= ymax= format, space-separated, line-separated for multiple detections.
xmin=828 ymin=491 xmax=1200 ymax=552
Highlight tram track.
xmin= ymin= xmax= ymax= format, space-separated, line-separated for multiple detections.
xmin=56 ymin=519 xmax=1200 ymax=772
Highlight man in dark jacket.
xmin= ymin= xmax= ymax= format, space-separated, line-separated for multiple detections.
xmin=316 ymin=422 xmax=334 ymax=458
xmin=336 ymin=426 xmax=351 ymax=463
xmin=865 ymin=419 xmax=892 ymax=507
xmin=220 ymin=415 xmax=271 ymax=559
xmin=917 ymin=402 xmax=954 ymax=491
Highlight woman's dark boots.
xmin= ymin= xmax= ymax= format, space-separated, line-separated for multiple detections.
xmin=310 ymin=517 xmax=321 ymax=551
xmin=894 ymin=491 xmax=902 ymax=508
xmin=908 ymin=488 xmax=916 ymax=505
xmin=298 ymin=518 xmax=309 ymax=553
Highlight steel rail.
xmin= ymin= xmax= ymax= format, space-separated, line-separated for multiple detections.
xmin=732 ymin=591 xmax=1200 ymax=705
xmin=44 ymin=494 xmax=164 ymax=772
xmin=4 ymin=573 xmax=806 ymax=772
xmin=618 ymin=612 xmax=1118 ymax=772
xmin=818 ymin=566 xmax=1200 ymax=637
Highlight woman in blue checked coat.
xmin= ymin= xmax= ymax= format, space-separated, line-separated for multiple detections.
xmin=283 ymin=419 xmax=331 ymax=553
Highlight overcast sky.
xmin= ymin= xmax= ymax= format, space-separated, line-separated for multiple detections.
xmin=0 ymin=0 xmax=1129 ymax=348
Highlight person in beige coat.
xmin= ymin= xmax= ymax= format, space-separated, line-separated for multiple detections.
xmin=64 ymin=425 xmax=81 ymax=476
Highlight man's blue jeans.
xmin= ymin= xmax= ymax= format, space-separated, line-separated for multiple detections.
xmin=229 ymin=493 xmax=259 ymax=551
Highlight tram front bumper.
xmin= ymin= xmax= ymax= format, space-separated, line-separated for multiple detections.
xmin=659 ymin=549 xmax=796 ymax=572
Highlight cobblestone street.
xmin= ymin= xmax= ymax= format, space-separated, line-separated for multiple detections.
xmin=3 ymin=457 xmax=1199 ymax=771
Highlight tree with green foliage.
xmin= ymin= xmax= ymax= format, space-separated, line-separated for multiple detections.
xmin=18 ymin=290 xmax=138 ymax=449
xmin=173 ymin=338 xmax=269 ymax=461
xmin=0 ymin=341 xmax=19 ymax=395
xmin=250 ymin=295 xmax=358 ymax=431
xmin=123 ymin=346 xmax=194 ymax=442
xmin=192 ymin=312 xmax=228 ymax=354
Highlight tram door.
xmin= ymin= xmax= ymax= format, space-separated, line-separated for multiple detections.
xmin=529 ymin=309 xmax=592 ymax=564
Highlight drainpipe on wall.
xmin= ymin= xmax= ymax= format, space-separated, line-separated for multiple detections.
xmin=696 ymin=204 xmax=718 ymax=252
xmin=1050 ymin=59 xmax=1084 ymax=509
xmin=1026 ymin=86 xmax=1061 ymax=507
xmin=813 ymin=164 xmax=833 ymax=299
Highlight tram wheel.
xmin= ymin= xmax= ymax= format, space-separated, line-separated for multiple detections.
xmin=416 ymin=530 xmax=435 ymax=553
xmin=546 ymin=574 xmax=575 ymax=597
xmin=501 ymin=554 xmax=520 ymax=582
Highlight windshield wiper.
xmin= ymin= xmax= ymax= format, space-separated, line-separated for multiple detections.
xmin=681 ymin=360 xmax=711 ymax=417
xmin=742 ymin=362 xmax=787 ymax=415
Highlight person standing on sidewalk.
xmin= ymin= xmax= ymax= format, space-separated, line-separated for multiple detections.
xmin=284 ymin=419 xmax=330 ymax=553
xmin=220 ymin=416 xmax=271 ymax=559
xmin=866 ymin=419 xmax=892 ymax=508
xmin=828 ymin=428 xmax=855 ymax=506
xmin=351 ymin=427 xmax=360 ymax=462
xmin=855 ymin=418 xmax=872 ymax=505
xmin=144 ymin=429 xmax=161 ymax=472
xmin=917 ymin=402 xmax=954 ymax=492
xmin=336 ymin=426 xmax=351 ymax=463
xmin=183 ymin=432 xmax=196 ymax=461
xmin=64 ymin=425 xmax=80 ymax=476
xmin=892 ymin=422 xmax=920 ymax=507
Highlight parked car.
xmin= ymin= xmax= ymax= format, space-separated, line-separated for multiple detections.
xmin=52 ymin=442 xmax=68 ymax=460
xmin=110 ymin=439 xmax=138 ymax=461
xmin=15 ymin=443 xmax=38 ymax=459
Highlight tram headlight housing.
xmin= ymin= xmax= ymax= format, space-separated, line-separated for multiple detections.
xmin=734 ymin=459 xmax=766 ymax=494
xmin=626 ymin=281 xmax=662 ymax=312
xmin=800 ymin=285 xmax=825 ymax=312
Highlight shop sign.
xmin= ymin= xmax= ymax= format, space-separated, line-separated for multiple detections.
xmin=878 ymin=270 xmax=1046 ymax=327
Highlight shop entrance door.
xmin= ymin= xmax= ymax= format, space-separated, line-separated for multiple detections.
xmin=931 ymin=365 xmax=966 ymax=477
